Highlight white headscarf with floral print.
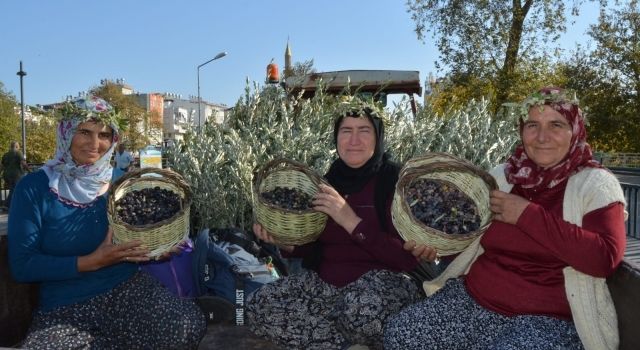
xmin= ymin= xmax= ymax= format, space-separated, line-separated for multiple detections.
xmin=43 ymin=96 xmax=120 ymax=206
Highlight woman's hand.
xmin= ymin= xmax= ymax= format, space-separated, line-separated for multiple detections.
xmin=403 ymin=240 xmax=438 ymax=262
xmin=490 ymin=190 xmax=530 ymax=225
xmin=312 ymin=184 xmax=362 ymax=234
xmin=253 ymin=223 xmax=294 ymax=253
xmin=77 ymin=228 xmax=150 ymax=272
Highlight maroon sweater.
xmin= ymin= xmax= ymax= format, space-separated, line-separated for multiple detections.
xmin=465 ymin=180 xmax=626 ymax=320
xmin=286 ymin=176 xmax=418 ymax=287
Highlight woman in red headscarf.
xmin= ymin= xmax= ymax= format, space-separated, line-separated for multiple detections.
xmin=385 ymin=87 xmax=627 ymax=350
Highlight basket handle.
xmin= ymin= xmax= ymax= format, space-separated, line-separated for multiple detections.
xmin=110 ymin=167 xmax=193 ymax=204
xmin=397 ymin=153 xmax=498 ymax=193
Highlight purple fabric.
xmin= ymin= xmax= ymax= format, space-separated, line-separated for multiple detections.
xmin=141 ymin=245 xmax=196 ymax=298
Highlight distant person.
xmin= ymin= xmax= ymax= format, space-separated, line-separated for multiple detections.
xmin=8 ymin=95 xmax=206 ymax=349
xmin=112 ymin=143 xmax=134 ymax=182
xmin=384 ymin=87 xmax=627 ymax=350
xmin=1 ymin=141 xmax=28 ymax=209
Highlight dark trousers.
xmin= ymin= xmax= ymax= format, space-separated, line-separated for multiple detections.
xmin=3 ymin=178 xmax=17 ymax=209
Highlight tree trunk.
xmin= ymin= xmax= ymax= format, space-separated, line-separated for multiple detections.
xmin=495 ymin=0 xmax=532 ymax=113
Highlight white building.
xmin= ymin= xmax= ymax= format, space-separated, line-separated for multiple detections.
xmin=162 ymin=93 xmax=229 ymax=143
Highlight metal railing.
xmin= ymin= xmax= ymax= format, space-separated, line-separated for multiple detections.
xmin=596 ymin=153 xmax=640 ymax=168
xmin=621 ymin=182 xmax=640 ymax=239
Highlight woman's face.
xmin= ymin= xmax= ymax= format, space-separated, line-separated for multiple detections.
xmin=70 ymin=121 xmax=114 ymax=165
xmin=522 ymin=106 xmax=573 ymax=169
xmin=336 ymin=116 xmax=376 ymax=168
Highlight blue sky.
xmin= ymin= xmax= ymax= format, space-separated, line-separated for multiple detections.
xmin=1 ymin=0 xmax=599 ymax=108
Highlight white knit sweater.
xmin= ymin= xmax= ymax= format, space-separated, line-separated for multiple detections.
xmin=423 ymin=165 xmax=626 ymax=350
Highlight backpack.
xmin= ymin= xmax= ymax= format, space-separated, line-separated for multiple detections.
xmin=192 ymin=228 xmax=283 ymax=325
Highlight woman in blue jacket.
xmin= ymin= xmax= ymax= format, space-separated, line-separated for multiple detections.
xmin=8 ymin=96 xmax=206 ymax=349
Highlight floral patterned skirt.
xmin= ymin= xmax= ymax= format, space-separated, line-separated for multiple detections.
xmin=23 ymin=272 xmax=206 ymax=350
xmin=384 ymin=278 xmax=584 ymax=350
xmin=246 ymin=269 xmax=421 ymax=350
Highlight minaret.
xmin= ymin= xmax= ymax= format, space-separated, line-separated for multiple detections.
xmin=425 ymin=72 xmax=436 ymax=105
xmin=284 ymin=38 xmax=293 ymax=78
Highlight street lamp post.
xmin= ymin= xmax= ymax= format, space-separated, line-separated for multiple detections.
xmin=16 ymin=61 xmax=27 ymax=162
xmin=197 ymin=51 xmax=227 ymax=128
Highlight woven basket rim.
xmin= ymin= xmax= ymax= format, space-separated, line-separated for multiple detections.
xmin=393 ymin=152 xmax=498 ymax=244
xmin=400 ymin=177 xmax=490 ymax=238
xmin=108 ymin=167 xmax=192 ymax=231
xmin=251 ymin=158 xmax=329 ymax=245
xmin=399 ymin=153 xmax=496 ymax=183
xmin=252 ymin=158 xmax=329 ymax=215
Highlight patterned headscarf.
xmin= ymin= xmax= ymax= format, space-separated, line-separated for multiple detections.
xmin=43 ymin=95 xmax=121 ymax=206
xmin=504 ymin=87 xmax=601 ymax=190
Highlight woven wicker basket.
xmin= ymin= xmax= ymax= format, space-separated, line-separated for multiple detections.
xmin=391 ymin=152 xmax=497 ymax=256
xmin=252 ymin=158 xmax=328 ymax=245
xmin=108 ymin=167 xmax=192 ymax=258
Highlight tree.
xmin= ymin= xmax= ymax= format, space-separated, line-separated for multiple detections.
xmin=24 ymin=115 xmax=57 ymax=164
xmin=561 ymin=1 xmax=640 ymax=152
xmin=0 ymin=82 xmax=19 ymax=158
xmin=0 ymin=83 xmax=57 ymax=164
xmin=406 ymin=0 xmax=603 ymax=111
xmin=291 ymin=59 xmax=316 ymax=77
xmin=427 ymin=56 xmax=569 ymax=115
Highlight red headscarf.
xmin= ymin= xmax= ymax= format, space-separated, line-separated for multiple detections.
xmin=504 ymin=87 xmax=602 ymax=190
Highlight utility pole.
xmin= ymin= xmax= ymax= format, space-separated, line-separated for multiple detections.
xmin=16 ymin=61 xmax=27 ymax=162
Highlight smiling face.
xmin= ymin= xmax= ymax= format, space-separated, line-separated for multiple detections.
xmin=336 ymin=116 xmax=377 ymax=169
xmin=70 ymin=121 xmax=114 ymax=165
xmin=522 ymin=106 xmax=573 ymax=169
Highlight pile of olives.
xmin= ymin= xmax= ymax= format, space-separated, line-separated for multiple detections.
xmin=116 ymin=186 xmax=181 ymax=226
xmin=406 ymin=179 xmax=481 ymax=235
xmin=261 ymin=186 xmax=313 ymax=211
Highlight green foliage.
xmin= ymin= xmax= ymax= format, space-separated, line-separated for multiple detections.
xmin=24 ymin=115 xmax=56 ymax=164
xmin=427 ymin=56 xmax=568 ymax=115
xmin=168 ymin=82 xmax=520 ymax=232
xmin=406 ymin=0 xmax=600 ymax=109
xmin=387 ymin=97 xmax=520 ymax=169
xmin=0 ymin=82 xmax=57 ymax=164
xmin=291 ymin=59 xmax=316 ymax=76
xmin=561 ymin=1 xmax=640 ymax=152
xmin=168 ymin=83 xmax=336 ymax=231
xmin=0 ymin=82 xmax=20 ymax=157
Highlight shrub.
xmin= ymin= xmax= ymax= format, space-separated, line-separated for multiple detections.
xmin=168 ymin=83 xmax=519 ymax=232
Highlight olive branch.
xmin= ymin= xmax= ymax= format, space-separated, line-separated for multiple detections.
xmin=502 ymin=88 xmax=580 ymax=122
xmin=56 ymin=100 xmax=129 ymax=133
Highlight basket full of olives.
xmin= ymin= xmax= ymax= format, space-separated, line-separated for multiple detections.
xmin=108 ymin=167 xmax=192 ymax=258
xmin=252 ymin=158 xmax=328 ymax=245
xmin=391 ymin=153 xmax=497 ymax=256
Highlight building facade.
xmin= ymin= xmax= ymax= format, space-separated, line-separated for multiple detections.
xmin=162 ymin=93 xmax=228 ymax=145
xmin=132 ymin=92 xmax=164 ymax=146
